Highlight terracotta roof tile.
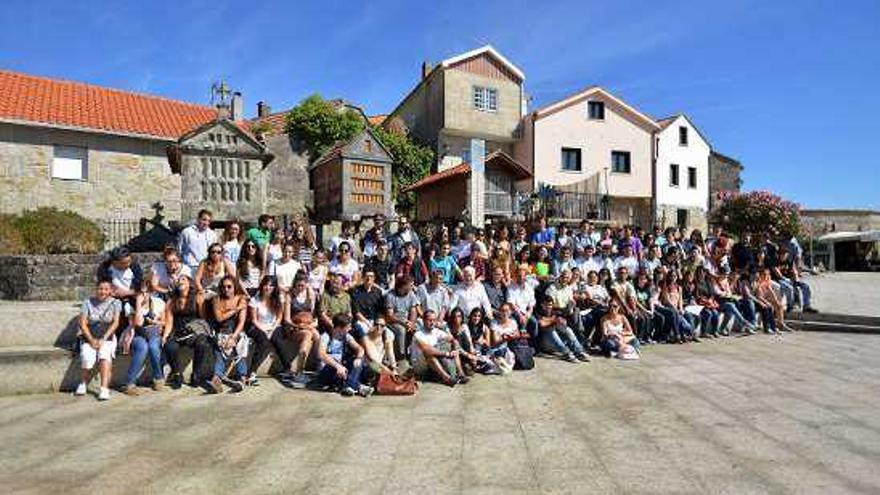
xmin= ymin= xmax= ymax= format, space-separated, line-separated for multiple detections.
xmin=367 ymin=114 xmax=387 ymax=127
xmin=403 ymin=163 xmax=470 ymax=192
xmin=0 ymin=69 xmax=218 ymax=140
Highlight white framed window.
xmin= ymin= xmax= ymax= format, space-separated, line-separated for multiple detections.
xmin=472 ymin=86 xmax=498 ymax=112
xmin=52 ymin=145 xmax=88 ymax=180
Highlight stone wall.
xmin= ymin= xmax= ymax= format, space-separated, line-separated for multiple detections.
xmin=708 ymin=152 xmax=742 ymax=209
xmin=0 ymin=252 xmax=161 ymax=301
xmin=262 ymin=134 xmax=312 ymax=217
xmin=0 ymin=122 xmax=181 ymax=222
xmin=655 ymin=204 xmax=709 ymax=233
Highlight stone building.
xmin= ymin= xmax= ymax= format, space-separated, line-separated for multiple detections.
xmin=708 ymin=151 xmax=743 ymax=210
xmin=0 ymin=69 xmax=310 ymax=231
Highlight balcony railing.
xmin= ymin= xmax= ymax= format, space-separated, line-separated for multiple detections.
xmin=485 ymin=191 xmax=516 ymax=216
xmin=545 ymin=191 xmax=609 ymax=221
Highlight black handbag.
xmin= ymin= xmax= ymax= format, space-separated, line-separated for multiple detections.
xmin=509 ymin=339 xmax=535 ymax=370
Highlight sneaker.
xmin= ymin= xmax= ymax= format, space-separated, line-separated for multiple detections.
xmin=98 ymin=387 xmax=111 ymax=401
xmin=121 ymin=384 xmax=145 ymax=396
xmin=74 ymin=382 xmax=87 ymax=396
xmin=576 ymin=353 xmax=590 ymax=362
xmin=357 ymin=385 xmax=375 ymax=397
xmin=442 ymin=376 xmax=457 ymax=387
xmin=206 ymin=376 xmax=224 ymax=394
xmin=456 ymin=375 xmax=470 ymax=385
xmin=220 ymin=376 xmax=244 ymax=393
xmin=340 ymin=386 xmax=356 ymax=396
xmin=289 ymin=373 xmax=311 ymax=389
xmin=565 ymin=353 xmax=578 ymax=363
xmin=152 ymin=379 xmax=165 ymax=392
xmin=246 ymin=373 xmax=260 ymax=387
xmin=167 ymin=374 xmax=183 ymax=390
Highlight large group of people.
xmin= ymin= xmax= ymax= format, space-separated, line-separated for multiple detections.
xmin=75 ymin=209 xmax=818 ymax=401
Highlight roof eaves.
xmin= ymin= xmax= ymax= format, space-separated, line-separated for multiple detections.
xmin=440 ymin=45 xmax=525 ymax=81
xmin=0 ymin=116 xmax=177 ymax=142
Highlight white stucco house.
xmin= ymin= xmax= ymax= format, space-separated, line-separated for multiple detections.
xmin=514 ymin=86 xmax=660 ymax=227
xmin=654 ymin=114 xmax=711 ymax=231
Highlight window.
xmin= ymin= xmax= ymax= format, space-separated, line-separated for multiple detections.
xmin=687 ymin=167 xmax=697 ymax=189
xmin=51 ymin=145 xmax=87 ymax=180
xmin=200 ymin=157 xmax=253 ymax=203
xmin=588 ymin=101 xmax=605 ymax=120
xmin=611 ymin=151 xmax=631 ymax=173
xmin=677 ymin=209 xmax=688 ymax=228
xmin=561 ymin=148 xmax=582 ymax=172
xmin=473 ymin=86 xmax=498 ymax=112
xmin=669 ymin=164 xmax=680 ymax=187
xmin=679 ymin=126 xmax=688 ymax=146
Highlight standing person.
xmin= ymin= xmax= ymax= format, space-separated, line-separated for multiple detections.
xmin=313 ymin=315 xmax=373 ymax=397
xmin=120 ymin=281 xmax=166 ymax=396
xmin=428 ymin=242 xmax=461 ymax=286
xmin=274 ymin=243 xmax=303 ymax=294
xmin=264 ymin=230 xmax=285 ymax=277
xmin=194 ymin=243 xmax=236 ymax=300
xmin=246 ymin=214 xmax=275 ymax=250
xmin=530 ymin=216 xmax=556 ymax=250
xmin=236 ymin=240 xmax=263 ymax=297
xmin=208 ymin=276 xmax=249 ymax=393
xmin=390 ymin=216 xmax=422 ymax=264
xmin=395 ymin=242 xmax=429 ymax=286
xmin=361 ymin=214 xmax=387 ymax=261
xmin=364 ymin=240 xmax=394 ymax=291
xmin=73 ymin=280 xmax=122 ymax=401
xmin=178 ymin=209 xmax=218 ymax=272
xmin=411 ymin=310 xmax=468 ymax=386
xmin=384 ymin=275 xmax=421 ymax=360
xmin=221 ymin=221 xmax=244 ymax=265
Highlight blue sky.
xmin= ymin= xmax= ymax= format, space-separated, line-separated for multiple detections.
xmin=1 ymin=0 xmax=878 ymax=209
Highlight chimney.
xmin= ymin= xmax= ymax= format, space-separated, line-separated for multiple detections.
xmin=421 ymin=61 xmax=432 ymax=80
xmin=231 ymin=92 xmax=243 ymax=121
xmin=257 ymin=101 xmax=271 ymax=118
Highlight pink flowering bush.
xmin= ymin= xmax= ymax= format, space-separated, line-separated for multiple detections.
xmin=709 ymin=190 xmax=801 ymax=238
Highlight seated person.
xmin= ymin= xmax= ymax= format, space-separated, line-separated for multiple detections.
xmin=361 ymin=317 xmax=399 ymax=383
xmin=534 ymin=296 xmax=589 ymax=363
xmin=74 ymin=280 xmax=122 ymax=401
xmin=150 ymin=245 xmax=192 ymax=300
xmin=120 ymin=280 xmax=166 ymax=396
xmin=313 ymin=314 xmax=373 ymax=397
xmin=600 ymin=296 xmax=640 ymax=358
xmin=278 ymin=311 xmax=321 ymax=388
xmin=487 ymin=303 xmax=525 ymax=373
xmin=208 ymin=276 xmax=249 ymax=393
xmin=410 ymin=310 xmax=469 ymax=386
xmin=384 ymin=275 xmax=421 ymax=360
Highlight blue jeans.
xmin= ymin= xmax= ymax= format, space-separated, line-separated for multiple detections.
xmin=700 ymin=309 xmax=720 ymax=335
xmin=316 ymin=355 xmax=364 ymax=390
xmin=776 ymin=279 xmax=796 ymax=310
xmin=793 ymin=280 xmax=812 ymax=308
xmin=126 ymin=326 xmax=164 ymax=385
xmin=739 ymin=298 xmax=758 ymax=325
xmin=214 ymin=349 xmax=247 ymax=379
xmin=540 ymin=324 xmax=585 ymax=356
xmin=719 ymin=301 xmax=751 ymax=329
xmin=601 ymin=336 xmax=640 ymax=355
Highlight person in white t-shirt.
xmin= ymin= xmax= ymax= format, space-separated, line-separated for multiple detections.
xmin=452 ymin=266 xmax=494 ymax=320
xmin=274 ymin=243 xmax=302 ymax=293
xmin=149 ymin=247 xmax=193 ymax=299
xmin=613 ymin=243 xmax=640 ymax=277
xmin=410 ymin=310 xmax=468 ymax=386
xmin=329 ymin=241 xmax=360 ymax=290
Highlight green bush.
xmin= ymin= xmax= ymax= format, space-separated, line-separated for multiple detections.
xmin=10 ymin=208 xmax=105 ymax=254
xmin=0 ymin=214 xmax=26 ymax=254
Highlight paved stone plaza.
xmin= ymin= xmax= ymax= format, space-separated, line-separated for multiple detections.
xmin=1 ymin=332 xmax=879 ymax=494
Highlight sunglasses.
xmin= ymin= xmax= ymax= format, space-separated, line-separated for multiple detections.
xmin=246 ymin=244 xmax=257 ymax=249
xmin=210 ymin=250 xmax=223 ymax=255
xmin=222 ymin=285 xmax=235 ymax=289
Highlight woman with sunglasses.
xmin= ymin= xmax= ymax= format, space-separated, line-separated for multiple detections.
xmin=329 ymin=241 xmax=360 ymax=290
xmin=245 ymin=275 xmax=285 ymax=385
xmin=161 ymin=275 xmax=213 ymax=390
xmin=361 ymin=316 xmax=399 ymax=382
xmin=237 ymin=240 xmax=263 ymax=297
xmin=195 ymin=242 xmax=236 ymax=300
xmin=208 ymin=275 xmax=249 ymax=392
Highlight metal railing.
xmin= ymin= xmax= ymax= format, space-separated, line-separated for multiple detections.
xmin=485 ymin=191 xmax=516 ymax=215
xmin=100 ymin=218 xmax=142 ymax=251
xmin=545 ymin=191 xmax=609 ymax=221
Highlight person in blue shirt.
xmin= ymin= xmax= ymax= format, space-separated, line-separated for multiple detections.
xmin=428 ymin=242 xmax=462 ymax=286
xmin=530 ymin=217 xmax=556 ymax=249
xmin=313 ymin=314 xmax=373 ymax=397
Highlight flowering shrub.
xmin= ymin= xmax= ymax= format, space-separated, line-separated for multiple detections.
xmin=709 ymin=190 xmax=801 ymax=238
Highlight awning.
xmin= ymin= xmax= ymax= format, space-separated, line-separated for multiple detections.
xmin=817 ymin=230 xmax=880 ymax=243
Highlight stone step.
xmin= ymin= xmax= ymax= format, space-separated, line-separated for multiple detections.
xmin=0 ymin=301 xmax=81 ymax=347
xmin=788 ymin=320 xmax=880 ymax=335
xmin=0 ymin=341 xmax=300 ymax=396
xmin=787 ymin=311 xmax=880 ymax=328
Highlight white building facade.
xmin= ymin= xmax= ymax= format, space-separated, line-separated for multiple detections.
xmin=654 ymin=114 xmax=711 ymax=232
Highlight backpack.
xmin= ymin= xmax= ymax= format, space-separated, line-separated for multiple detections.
xmin=509 ymin=339 xmax=535 ymax=370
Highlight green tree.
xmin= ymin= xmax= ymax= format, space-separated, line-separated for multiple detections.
xmin=709 ymin=190 xmax=802 ymax=239
xmin=284 ymin=94 xmax=364 ymax=160
xmin=371 ymin=123 xmax=434 ymax=216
